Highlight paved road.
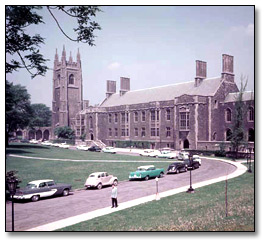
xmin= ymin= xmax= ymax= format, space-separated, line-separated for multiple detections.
xmin=6 ymin=158 xmax=236 ymax=231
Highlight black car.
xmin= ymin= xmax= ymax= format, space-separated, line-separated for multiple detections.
xmin=167 ymin=162 xmax=188 ymax=174
xmin=88 ymin=146 xmax=102 ymax=152
xmin=177 ymin=156 xmax=200 ymax=170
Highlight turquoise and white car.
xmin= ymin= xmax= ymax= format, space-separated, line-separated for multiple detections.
xmin=129 ymin=165 xmax=165 ymax=181
xmin=157 ymin=151 xmax=177 ymax=159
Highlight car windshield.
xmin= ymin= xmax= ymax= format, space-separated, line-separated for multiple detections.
xmin=89 ymin=174 xmax=96 ymax=177
xmin=137 ymin=168 xmax=146 ymax=171
xmin=26 ymin=183 xmax=37 ymax=189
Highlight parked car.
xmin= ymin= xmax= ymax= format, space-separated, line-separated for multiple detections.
xmin=20 ymin=139 xmax=30 ymax=143
xmin=13 ymin=179 xmax=72 ymax=202
xmin=178 ymin=151 xmax=190 ymax=160
xmin=157 ymin=151 xmax=177 ymax=159
xmin=178 ymin=155 xmax=200 ymax=170
xmin=29 ymin=139 xmax=39 ymax=144
xmin=84 ymin=172 xmax=118 ymax=190
xmin=102 ymin=146 xmax=116 ymax=154
xmin=41 ymin=140 xmax=52 ymax=146
xmin=140 ymin=149 xmax=161 ymax=157
xmin=167 ymin=162 xmax=188 ymax=174
xmin=88 ymin=146 xmax=102 ymax=152
xmin=129 ymin=165 xmax=165 ymax=181
xmin=76 ymin=145 xmax=90 ymax=151
xmin=59 ymin=143 xmax=70 ymax=149
xmin=192 ymin=155 xmax=202 ymax=166
xmin=51 ymin=143 xmax=61 ymax=147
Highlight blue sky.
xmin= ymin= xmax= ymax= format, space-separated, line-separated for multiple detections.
xmin=6 ymin=6 xmax=254 ymax=108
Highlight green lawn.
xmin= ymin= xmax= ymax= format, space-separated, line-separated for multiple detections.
xmin=57 ymin=163 xmax=254 ymax=231
xmin=6 ymin=143 xmax=171 ymax=189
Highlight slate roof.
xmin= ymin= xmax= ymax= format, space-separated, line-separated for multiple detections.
xmin=224 ymin=91 xmax=254 ymax=103
xmin=100 ymin=77 xmax=223 ymax=107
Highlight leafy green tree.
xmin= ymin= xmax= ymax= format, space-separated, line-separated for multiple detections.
xmin=230 ymin=76 xmax=248 ymax=159
xmin=29 ymin=103 xmax=51 ymax=127
xmin=6 ymin=80 xmax=33 ymax=145
xmin=6 ymin=6 xmax=101 ymax=78
xmin=54 ymin=126 xmax=75 ymax=139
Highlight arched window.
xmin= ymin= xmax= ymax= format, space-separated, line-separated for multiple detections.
xmin=248 ymin=107 xmax=254 ymax=122
xmin=225 ymin=108 xmax=232 ymax=122
xmin=226 ymin=129 xmax=232 ymax=141
xmin=69 ymin=74 xmax=75 ymax=85
xmin=212 ymin=132 xmax=217 ymax=141
xmin=89 ymin=116 xmax=93 ymax=129
xmin=248 ymin=128 xmax=255 ymax=142
xmin=57 ymin=74 xmax=61 ymax=85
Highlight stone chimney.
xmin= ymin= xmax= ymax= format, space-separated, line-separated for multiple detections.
xmin=221 ymin=54 xmax=234 ymax=82
xmin=195 ymin=60 xmax=207 ymax=87
xmin=120 ymin=77 xmax=130 ymax=96
xmin=83 ymin=100 xmax=89 ymax=109
xmin=106 ymin=80 xmax=116 ymax=99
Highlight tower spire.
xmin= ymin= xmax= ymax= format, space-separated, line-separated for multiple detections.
xmin=69 ymin=51 xmax=73 ymax=63
xmin=77 ymin=48 xmax=81 ymax=61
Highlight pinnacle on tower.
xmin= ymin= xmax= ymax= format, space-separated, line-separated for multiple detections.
xmin=54 ymin=48 xmax=59 ymax=62
xmin=62 ymin=45 xmax=66 ymax=58
xmin=77 ymin=48 xmax=81 ymax=61
xmin=69 ymin=51 xmax=73 ymax=63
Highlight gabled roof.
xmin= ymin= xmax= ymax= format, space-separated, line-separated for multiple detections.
xmin=100 ymin=77 xmax=223 ymax=107
xmin=224 ymin=91 xmax=254 ymax=103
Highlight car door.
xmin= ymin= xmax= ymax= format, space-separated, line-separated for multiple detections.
xmin=37 ymin=182 xmax=52 ymax=198
xmin=47 ymin=180 xmax=59 ymax=196
xmin=103 ymin=173 xmax=112 ymax=185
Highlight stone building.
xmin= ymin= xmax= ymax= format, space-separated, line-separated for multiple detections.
xmin=52 ymin=48 xmax=254 ymax=151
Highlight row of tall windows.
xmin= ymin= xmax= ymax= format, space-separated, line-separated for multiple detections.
xmin=225 ymin=107 xmax=254 ymax=122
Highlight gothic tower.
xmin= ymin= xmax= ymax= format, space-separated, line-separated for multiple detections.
xmin=52 ymin=46 xmax=83 ymax=133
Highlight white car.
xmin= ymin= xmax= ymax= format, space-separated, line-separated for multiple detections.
xmin=178 ymin=151 xmax=190 ymax=160
xmin=51 ymin=143 xmax=61 ymax=147
xmin=140 ymin=149 xmax=154 ymax=157
xmin=84 ymin=172 xmax=118 ymax=190
xmin=29 ymin=139 xmax=39 ymax=144
xmin=158 ymin=151 xmax=177 ymax=159
xmin=102 ymin=146 xmax=116 ymax=154
xmin=76 ymin=145 xmax=90 ymax=151
xmin=41 ymin=141 xmax=52 ymax=146
xmin=192 ymin=155 xmax=202 ymax=166
xmin=59 ymin=143 xmax=70 ymax=149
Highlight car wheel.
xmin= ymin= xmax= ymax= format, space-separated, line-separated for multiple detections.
xmin=145 ymin=176 xmax=149 ymax=181
xmin=113 ymin=180 xmax=118 ymax=186
xmin=176 ymin=169 xmax=180 ymax=174
xmin=185 ymin=167 xmax=188 ymax=172
xmin=97 ymin=183 xmax=102 ymax=190
xmin=31 ymin=195 xmax=40 ymax=202
xmin=159 ymin=172 xmax=164 ymax=178
xmin=62 ymin=189 xmax=69 ymax=196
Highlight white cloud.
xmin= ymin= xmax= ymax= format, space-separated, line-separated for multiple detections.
xmin=230 ymin=23 xmax=254 ymax=37
xmin=107 ymin=62 xmax=120 ymax=70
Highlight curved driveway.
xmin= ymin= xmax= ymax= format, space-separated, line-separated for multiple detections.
xmin=6 ymin=158 xmax=237 ymax=231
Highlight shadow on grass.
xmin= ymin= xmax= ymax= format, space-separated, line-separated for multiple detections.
xmin=6 ymin=144 xmax=50 ymax=155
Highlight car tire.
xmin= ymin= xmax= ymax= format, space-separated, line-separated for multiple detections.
xmin=145 ymin=176 xmax=149 ymax=181
xmin=113 ymin=180 xmax=118 ymax=186
xmin=31 ymin=195 xmax=40 ymax=202
xmin=159 ymin=172 xmax=164 ymax=178
xmin=185 ymin=167 xmax=188 ymax=172
xmin=62 ymin=189 xmax=69 ymax=196
xmin=97 ymin=183 xmax=102 ymax=190
xmin=176 ymin=169 xmax=180 ymax=174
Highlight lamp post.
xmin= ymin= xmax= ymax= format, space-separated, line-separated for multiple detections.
xmin=155 ymin=177 xmax=160 ymax=200
xmin=186 ymin=154 xmax=195 ymax=193
xmin=7 ymin=178 xmax=18 ymax=231
xmin=248 ymin=148 xmax=252 ymax=173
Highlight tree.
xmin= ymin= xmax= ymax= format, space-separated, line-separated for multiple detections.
xmin=6 ymin=80 xmax=33 ymax=145
xmin=6 ymin=6 xmax=101 ymax=78
xmin=54 ymin=126 xmax=75 ymax=139
xmin=29 ymin=103 xmax=52 ymax=127
xmin=230 ymin=76 xmax=248 ymax=159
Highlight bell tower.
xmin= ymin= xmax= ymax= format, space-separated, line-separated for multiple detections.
xmin=52 ymin=46 xmax=83 ymax=132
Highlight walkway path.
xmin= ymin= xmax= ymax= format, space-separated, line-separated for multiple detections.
xmin=24 ymin=158 xmax=247 ymax=231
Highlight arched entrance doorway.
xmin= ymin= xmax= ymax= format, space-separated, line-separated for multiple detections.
xmin=184 ymin=139 xmax=189 ymax=149
xmin=43 ymin=129 xmax=50 ymax=140
xmin=90 ymin=133 xmax=94 ymax=140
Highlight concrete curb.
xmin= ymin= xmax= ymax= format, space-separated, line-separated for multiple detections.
xmin=26 ymin=158 xmax=247 ymax=231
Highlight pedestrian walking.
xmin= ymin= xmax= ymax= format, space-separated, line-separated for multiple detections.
xmin=111 ymin=184 xmax=118 ymax=208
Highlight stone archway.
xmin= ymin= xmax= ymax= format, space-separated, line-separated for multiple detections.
xmin=43 ymin=129 xmax=50 ymax=140
xmin=90 ymin=133 xmax=94 ymax=140
xmin=28 ymin=130 xmax=35 ymax=140
xmin=36 ymin=130 xmax=42 ymax=140
xmin=183 ymin=139 xmax=189 ymax=149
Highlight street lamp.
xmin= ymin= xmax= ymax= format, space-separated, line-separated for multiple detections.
xmin=7 ymin=177 xmax=18 ymax=231
xmin=155 ymin=177 xmax=160 ymax=200
xmin=186 ymin=154 xmax=195 ymax=193
xmin=248 ymin=148 xmax=253 ymax=173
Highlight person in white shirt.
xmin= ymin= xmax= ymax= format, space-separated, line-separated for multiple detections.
xmin=111 ymin=184 xmax=118 ymax=208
